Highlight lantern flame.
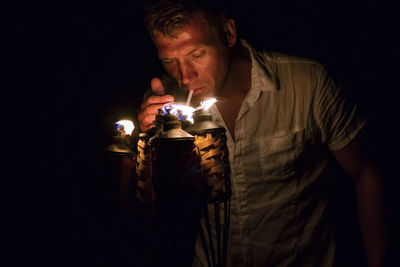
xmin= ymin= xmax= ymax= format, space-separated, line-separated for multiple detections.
xmin=160 ymin=97 xmax=217 ymax=123
xmin=116 ymin=120 xmax=135 ymax=135
xmin=161 ymin=103 xmax=196 ymax=123
xmin=198 ymin=98 xmax=217 ymax=111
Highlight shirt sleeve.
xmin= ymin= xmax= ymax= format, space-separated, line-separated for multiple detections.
xmin=313 ymin=65 xmax=366 ymax=151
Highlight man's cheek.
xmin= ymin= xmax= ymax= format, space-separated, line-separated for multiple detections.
xmin=166 ymin=69 xmax=180 ymax=83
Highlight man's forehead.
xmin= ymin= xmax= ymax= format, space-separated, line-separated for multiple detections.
xmin=155 ymin=32 xmax=201 ymax=50
xmin=154 ymin=21 xmax=216 ymax=55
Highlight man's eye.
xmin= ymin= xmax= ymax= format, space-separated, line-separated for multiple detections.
xmin=192 ymin=51 xmax=205 ymax=59
xmin=162 ymin=59 xmax=174 ymax=64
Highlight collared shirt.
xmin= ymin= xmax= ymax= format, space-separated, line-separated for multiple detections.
xmin=190 ymin=40 xmax=366 ymax=266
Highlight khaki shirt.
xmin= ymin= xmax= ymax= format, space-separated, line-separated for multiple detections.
xmin=191 ymin=40 xmax=366 ymax=266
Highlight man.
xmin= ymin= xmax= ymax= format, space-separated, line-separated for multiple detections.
xmin=137 ymin=0 xmax=386 ymax=266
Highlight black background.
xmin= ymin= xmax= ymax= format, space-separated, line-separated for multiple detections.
xmin=6 ymin=0 xmax=399 ymax=266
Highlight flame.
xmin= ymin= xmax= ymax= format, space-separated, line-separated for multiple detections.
xmin=116 ymin=120 xmax=135 ymax=135
xmin=161 ymin=103 xmax=196 ymax=123
xmin=198 ymin=98 xmax=217 ymax=111
xmin=160 ymin=97 xmax=217 ymax=123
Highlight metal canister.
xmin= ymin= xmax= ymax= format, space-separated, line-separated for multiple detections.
xmin=100 ymin=122 xmax=136 ymax=216
xmin=102 ymin=125 xmax=135 ymax=156
xmin=148 ymin=112 xmax=205 ymax=267
xmin=149 ymin=113 xmax=204 ymax=198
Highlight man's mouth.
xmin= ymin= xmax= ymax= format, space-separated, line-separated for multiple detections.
xmin=192 ymin=87 xmax=204 ymax=95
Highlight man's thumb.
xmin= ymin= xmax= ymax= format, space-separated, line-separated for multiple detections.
xmin=150 ymin=77 xmax=165 ymax=96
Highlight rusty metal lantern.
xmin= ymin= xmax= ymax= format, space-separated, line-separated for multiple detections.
xmin=102 ymin=121 xmax=135 ymax=156
xmin=101 ymin=120 xmax=136 ymax=216
xmin=186 ymin=109 xmax=232 ymax=267
xmin=134 ymin=104 xmax=231 ymax=266
xmin=137 ymin=111 xmax=205 ymax=266
xmin=149 ymin=112 xmax=205 ymax=206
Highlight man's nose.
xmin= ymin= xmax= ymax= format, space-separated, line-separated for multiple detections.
xmin=179 ymin=61 xmax=198 ymax=85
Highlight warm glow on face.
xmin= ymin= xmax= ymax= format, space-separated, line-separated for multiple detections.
xmin=154 ymin=13 xmax=232 ymax=101
xmin=116 ymin=120 xmax=135 ymax=135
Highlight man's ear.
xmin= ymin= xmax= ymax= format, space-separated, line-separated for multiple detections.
xmin=224 ymin=19 xmax=237 ymax=47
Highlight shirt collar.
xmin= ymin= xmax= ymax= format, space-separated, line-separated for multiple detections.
xmin=240 ymin=39 xmax=279 ymax=92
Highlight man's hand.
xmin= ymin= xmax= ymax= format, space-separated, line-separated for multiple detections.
xmin=138 ymin=77 xmax=174 ymax=132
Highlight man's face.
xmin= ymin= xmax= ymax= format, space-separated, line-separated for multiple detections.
xmin=153 ymin=13 xmax=232 ymax=102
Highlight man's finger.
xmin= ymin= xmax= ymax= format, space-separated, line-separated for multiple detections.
xmin=142 ymin=103 xmax=167 ymax=117
xmin=140 ymin=95 xmax=174 ymax=110
xmin=147 ymin=95 xmax=174 ymax=105
xmin=151 ymin=77 xmax=165 ymax=96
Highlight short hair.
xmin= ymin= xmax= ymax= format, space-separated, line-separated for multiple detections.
xmin=143 ymin=0 xmax=230 ymax=39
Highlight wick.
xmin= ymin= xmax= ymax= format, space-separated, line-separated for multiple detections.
xmin=185 ymin=90 xmax=193 ymax=106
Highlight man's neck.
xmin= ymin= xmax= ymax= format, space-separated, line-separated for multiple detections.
xmin=216 ymin=44 xmax=252 ymax=140
xmin=219 ymin=44 xmax=252 ymax=99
